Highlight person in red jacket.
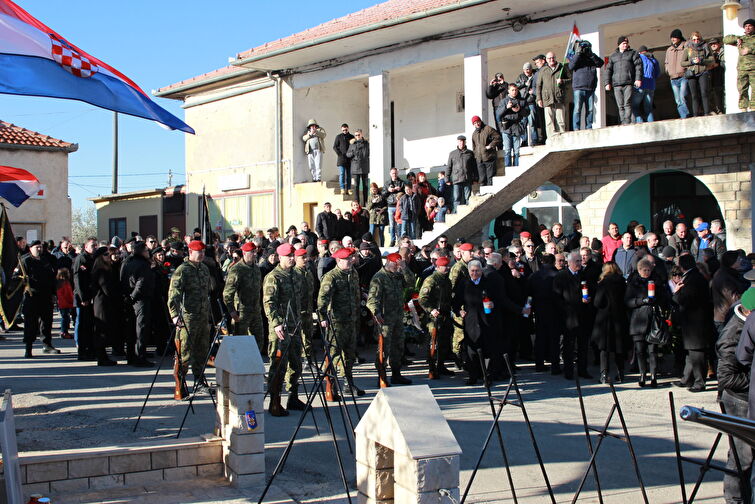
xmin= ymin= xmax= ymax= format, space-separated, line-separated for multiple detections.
xmin=601 ymin=222 xmax=622 ymax=263
xmin=56 ymin=268 xmax=75 ymax=339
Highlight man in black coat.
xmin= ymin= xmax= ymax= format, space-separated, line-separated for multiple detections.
xmin=673 ymin=254 xmax=715 ymax=391
xmin=315 ymin=203 xmax=338 ymax=241
xmin=553 ymin=251 xmax=594 ymax=379
xmin=21 ymin=241 xmax=58 ymax=358
xmin=718 ymin=291 xmax=754 ymax=503
xmin=332 ymin=124 xmax=355 ymax=195
xmin=527 ymin=254 xmax=560 ymax=372
xmin=73 ymin=237 xmax=98 ymax=360
xmin=121 ymin=242 xmax=155 ymax=367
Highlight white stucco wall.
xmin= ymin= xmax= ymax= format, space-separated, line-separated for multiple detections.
xmin=0 ymin=149 xmax=71 ymax=242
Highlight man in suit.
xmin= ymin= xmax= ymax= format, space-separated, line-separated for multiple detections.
xmin=552 ymin=251 xmax=594 ymax=379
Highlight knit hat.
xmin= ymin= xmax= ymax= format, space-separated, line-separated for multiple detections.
xmin=471 ymin=115 xmax=482 ymax=124
xmin=617 ymin=35 xmax=629 ymax=46
xmin=522 ymin=62 xmax=533 ymax=70
xmin=670 ymin=28 xmax=684 ymax=40
xmin=638 ymin=45 xmax=648 ymax=53
xmin=661 ymin=246 xmax=677 ymax=259
xmin=741 ymin=288 xmax=755 ymax=311
xmin=745 ymin=19 xmax=755 ymax=28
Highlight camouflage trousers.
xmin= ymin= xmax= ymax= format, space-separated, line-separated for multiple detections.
xmin=452 ymin=315 xmax=465 ymax=355
xmin=268 ymin=332 xmax=303 ymax=395
xmin=426 ymin=315 xmax=452 ymax=365
xmin=301 ymin=311 xmax=313 ymax=358
xmin=326 ymin=321 xmax=356 ymax=378
xmin=234 ymin=309 xmax=264 ymax=356
xmin=379 ymin=317 xmax=405 ymax=370
xmin=175 ymin=313 xmax=210 ymax=381
xmin=737 ymin=69 xmax=755 ymax=110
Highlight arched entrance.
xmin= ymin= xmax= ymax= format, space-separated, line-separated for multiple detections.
xmin=609 ymin=171 xmax=723 ymax=232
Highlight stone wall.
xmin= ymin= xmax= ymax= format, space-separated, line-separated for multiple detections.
xmin=14 ymin=436 xmax=222 ymax=498
xmin=552 ymin=134 xmax=754 ymax=251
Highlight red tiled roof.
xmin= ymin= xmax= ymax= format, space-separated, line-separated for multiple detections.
xmin=235 ymin=0 xmax=465 ymax=60
xmin=0 ymin=121 xmax=77 ymax=152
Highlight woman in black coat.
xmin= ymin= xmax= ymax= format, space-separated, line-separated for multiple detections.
xmin=452 ymin=260 xmax=500 ymax=385
xmin=591 ymin=262 xmax=628 ymax=384
xmin=91 ymin=247 xmax=117 ymax=366
xmin=625 ymin=258 xmax=670 ymax=387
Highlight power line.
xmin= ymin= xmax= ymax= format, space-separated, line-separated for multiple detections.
xmin=69 ymin=171 xmax=184 ymax=178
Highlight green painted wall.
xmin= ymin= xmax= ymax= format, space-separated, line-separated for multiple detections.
xmin=610 ymin=174 xmax=651 ymax=231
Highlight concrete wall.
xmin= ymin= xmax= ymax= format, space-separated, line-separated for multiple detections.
xmin=93 ymin=193 xmax=162 ymax=242
xmin=552 ymin=134 xmax=753 ymax=251
xmin=0 ymin=149 xmax=71 ymax=242
xmin=392 ymin=63 xmax=464 ymax=172
xmin=292 ymin=78 xmax=368 ymax=183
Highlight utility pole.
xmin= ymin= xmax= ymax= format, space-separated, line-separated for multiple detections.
xmin=112 ymin=112 xmax=118 ymax=194
xmin=167 ymin=169 xmax=173 ymax=187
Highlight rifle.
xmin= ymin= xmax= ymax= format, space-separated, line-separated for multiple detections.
xmin=369 ymin=310 xmax=390 ymax=389
xmin=428 ymin=318 xmax=438 ymax=380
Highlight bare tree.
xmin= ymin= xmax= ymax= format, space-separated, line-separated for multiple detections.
xmin=71 ymin=206 xmax=97 ymax=246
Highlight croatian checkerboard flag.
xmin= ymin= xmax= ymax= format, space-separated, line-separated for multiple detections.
xmin=564 ymin=23 xmax=581 ymax=62
xmin=0 ymin=0 xmax=194 ymax=133
xmin=0 ymin=166 xmax=41 ymax=207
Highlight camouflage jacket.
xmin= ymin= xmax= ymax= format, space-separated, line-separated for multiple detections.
xmin=724 ymin=33 xmax=755 ymax=71
xmin=168 ymin=259 xmax=211 ymax=318
xmin=318 ymin=266 xmax=360 ymax=323
xmin=222 ymin=259 xmax=261 ymax=313
xmin=263 ymin=265 xmax=302 ymax=329
xmin=418 ymin=270 xmax=452 ymax=314
xmin=449 ymin=259 xmax=470 ymax=289
xmin=294 ymin=265 xmax=315 ymax=314
xmin=367 ymin=268 xmax=406 ymax=322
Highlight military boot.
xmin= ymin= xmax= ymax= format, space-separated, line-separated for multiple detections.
xmin=269 ymin=394 xmax=290 ymax=417
xmin=390 ymin=368 xmax=412 ymax=385
xmin=344 ymin=374 xmax=365 ymax=397
xmin=24 ymin=343 xmax=32 ymax=359
xmin=286 ymin=393 xmax=306 ymax=411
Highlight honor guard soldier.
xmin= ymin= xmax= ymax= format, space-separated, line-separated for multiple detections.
xmin=21 ymin=240 xmax=59 ymax=358
xmin=263 ymin=243 xmax=304 ymax=417
xmin=167 ymin=240 xmax=211 ymax=400
xmin=293 ymin=247 xmax=315 ymax=361
xmin=418 ymin=255 xmax=455 ymax=377
xmin=318 ymin=247 xmax=364 ymax=396
xmin=449 ymin=243 xmax=474 ymax=364
xmin=367 ymin=252 xmax=412 ymax=385
xmin=223 ymin=241 xmax=264 ymax=352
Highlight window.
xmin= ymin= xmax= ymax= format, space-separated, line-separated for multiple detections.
xmin=514 ymin=183 xmax=580 ymax=232
xmin=108 ymin=218 xmax=126 ymax=240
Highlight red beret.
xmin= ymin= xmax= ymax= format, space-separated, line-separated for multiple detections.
xmin=540 ymin=229 xmax=550 ymax=237
xmin=188 ymin=240 xmax=205 ymax=251
xmin=294 ymin=248 xmax=308 ymax=257
xmin=333 ymin=247 xmax=355 ymax=259
xmin=459 ymin=243 xmax=474 ymax=251
xmin=435 ymin=256 xmax=450 ymax=267
xmin=276 ymin=243 xmax=295 ymax=256
xmin=385 ymin=252 xmax=401 ymax=263
xmin=319 ymin=239 xmax=329 ymax=244
xmin=241 ymin=242 xmax=256 ymax=252
xmin=519 ymin=231 xmax=532 ymax=239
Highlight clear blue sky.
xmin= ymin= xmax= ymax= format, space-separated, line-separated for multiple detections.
xmin=0 ymin=0 xmax=376 ymax=210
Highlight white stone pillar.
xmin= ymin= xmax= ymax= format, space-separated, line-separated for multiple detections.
xmin=369 ymin=72 xmax=391 ymax=187
xmin=464 ymin=51 xmax=489 ymax=139
xmin=214 ymin=336 xmax=265 ymax=488
xmin=581 ymin=28 xmax=605 ymax=128
xmin=723 ymin=0 xmax=752 ymax=113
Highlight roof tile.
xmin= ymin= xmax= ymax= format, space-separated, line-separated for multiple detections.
xmin=0 ymin=121 xmax=76 ymax=152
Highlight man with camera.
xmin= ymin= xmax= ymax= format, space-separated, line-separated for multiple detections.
xmin=514 ymin=62 xmax=538 ymax=146
xmin=485 ymin=72 xmax=508 ymax=131
xmin=567 ymin=39 xmax=604 ymax=130
xmin=496 ymin=84 xmax=528 ymax=167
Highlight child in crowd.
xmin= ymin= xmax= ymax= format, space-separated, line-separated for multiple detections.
xmin=56 ymin=268 xmax=74 ymax=339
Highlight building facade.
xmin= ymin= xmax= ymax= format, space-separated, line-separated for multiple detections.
xmin=0 ymin=121 xmax=77 ymax=242
xmin=155 ymin=0 xmax=754 ymax=249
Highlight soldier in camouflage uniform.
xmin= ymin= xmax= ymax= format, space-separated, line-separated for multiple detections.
xmin=724 ymin=19 xmax=755 ymax=110
xmin=367 ymin=253 xmax=412 ymax=385
xmin=222 ymin=242 xmax=264 ymax=353
xmin=449 ymin=243 xmax=474 ymax=365
xmin=418 ymin=255 xmax=455 ymax=377
xmin=318 ymin=247 xmax=364 ymax=396
xmin=293 ymin=248 xmax=315 ymax=360
xmin=168 ymin=240 xmax=211 ymax=401
xmin=263 ymin=243 xmax=304 ymax=417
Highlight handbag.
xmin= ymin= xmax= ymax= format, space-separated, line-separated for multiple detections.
xmin=646 ymin=305 xmax=671 ymax=346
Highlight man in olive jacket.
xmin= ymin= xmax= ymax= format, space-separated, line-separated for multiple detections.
xmin=471 ymin=115 xmax=501 ymax=187
xmin=536 ymin=52 xmax=571 ymax=139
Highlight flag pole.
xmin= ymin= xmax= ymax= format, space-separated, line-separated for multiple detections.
xmin=112 ymin=112 xmax=118 ymax=194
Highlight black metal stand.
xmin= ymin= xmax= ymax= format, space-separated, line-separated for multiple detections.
xmin=571 ymin=379 xmax=648 ymax=504
xmin=256 ymin=315 xmax=353 ymax=504
xmin=460 ymin=353 xmax=555 ymax=504
xmin=669 ymin=391 xmax=750 ymax=504
xmin=175 ymin=308 xmax=228 ymax=438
